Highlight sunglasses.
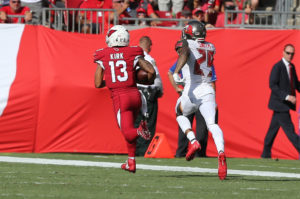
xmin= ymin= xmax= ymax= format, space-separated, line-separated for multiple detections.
xmin=11 ymin=1 xmax=21 ymax=3
xmin=225 ymin=5 xmax=236 ymax=10
xmin=285 ymin=51 xmax=295 ymax=56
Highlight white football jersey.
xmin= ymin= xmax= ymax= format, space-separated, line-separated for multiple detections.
xmin=181 ymin=39 xmax=216 ymax=85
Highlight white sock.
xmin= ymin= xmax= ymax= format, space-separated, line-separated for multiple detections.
xmin=176 ymin=115 xmax=192 ymax=133
xmin=128 ymin=157 xmax=135 ymax=160
xmin=177 ymin=115 xmax=196 ymax=143
xmin=186 ymin=131 xmax=196 ymax=144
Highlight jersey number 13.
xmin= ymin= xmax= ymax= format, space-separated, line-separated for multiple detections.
xmin=109 ymin=60 xmax=128 ymax=83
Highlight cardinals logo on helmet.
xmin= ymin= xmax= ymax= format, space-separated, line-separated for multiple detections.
xmin=107 ymin=29 xmax=117 ymax=38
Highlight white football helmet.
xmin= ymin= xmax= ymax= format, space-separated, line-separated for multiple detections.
xmin=106 ymin=25 xmax=130 ymax=47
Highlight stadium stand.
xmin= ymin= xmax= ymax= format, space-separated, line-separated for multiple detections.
xmin=154 ymin=10 xmax=177 ymax=26
xmin=64 ymin=0 xmax=83 ymax=32
xmin=39 ymin=0 xmax=299 ymax=32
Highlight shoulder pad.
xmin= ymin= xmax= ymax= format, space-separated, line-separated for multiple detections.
xmin=175 ymin=39 xmax=188 ymax=51
xmin=94 ymin=48 xmax=105 ymax=62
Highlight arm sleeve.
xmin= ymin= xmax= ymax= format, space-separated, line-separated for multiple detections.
xmin=211 ymin=65 xmax=217 ymax=81
xmin=169 ymin=61 xmax=183 ymax=77
xmin=169 ymin=62 xmax=177 ymax=74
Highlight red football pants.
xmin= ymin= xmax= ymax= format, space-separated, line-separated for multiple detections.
xmin=111 ymin=88 xmax=141 ymax=157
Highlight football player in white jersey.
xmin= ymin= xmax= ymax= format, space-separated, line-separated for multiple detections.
xmin=173 ymin=21 xmax=227 ymax=180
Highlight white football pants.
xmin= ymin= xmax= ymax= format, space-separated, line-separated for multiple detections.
xmin=175 ymin=93 xmax=225 ymax=153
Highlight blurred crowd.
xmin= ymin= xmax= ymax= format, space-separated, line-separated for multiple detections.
xmin=0 ymin=0 xmax=271 ymax=28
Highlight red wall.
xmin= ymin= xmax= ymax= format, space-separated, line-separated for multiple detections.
xmin=0 ymin=25 xmax=299 ymax=159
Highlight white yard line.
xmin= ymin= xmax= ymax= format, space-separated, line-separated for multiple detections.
xmin=0 ymin=156 xmax=299 ymax=179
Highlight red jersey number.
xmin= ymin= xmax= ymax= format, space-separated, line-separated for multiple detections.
xmin=194 ymin=49 xmax=213 ymax=76
xmin=109 ymin=60 xmax=129 ymax=83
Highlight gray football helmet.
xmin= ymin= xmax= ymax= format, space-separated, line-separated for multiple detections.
xmin=181 ymin=21 xmax=206 ymax=42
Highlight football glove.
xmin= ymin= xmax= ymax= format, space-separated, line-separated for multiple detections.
xmin=173 ymin=73 xmax=185 ymax=85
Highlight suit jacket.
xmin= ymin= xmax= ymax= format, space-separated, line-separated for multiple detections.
xmin=268 ymin=59 xmax=300 ymax=111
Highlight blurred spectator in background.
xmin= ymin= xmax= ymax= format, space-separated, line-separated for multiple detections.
xmin=215 ymin=0 xmax=248 ymax=27
xmin=137 ymin=7 xmax=148 ymax=25
xmin=110 ymin=0 xmax=131 ymax=25
xmin=192 ymin=7 xmax=214 ymax=27
xmin=126 ymin=0 xmax=160 ymax=26
xmin=158 ymin=0 xmax=184 ymax=15
xmin=215 ymin=0 xmax=253 ymax=13
xmin=52 ymin=0 xmax=65 ymax=8
xmin=148 ymin=0 xmax=158 ymax=10
xmin=185 ymin=0 xmax=216 ymax=14
xmin=79 ymin=0 xmax=130 ymax=33
xmin=185 ymin=0 xmax=217 ymax=25
xmin=78 ymin=0 xmax=105 ymax=33
xmin=176 ymin=9 xmax=192 ymax=26
xmin=234 ymin=0 xmax=252 ymax=13
xmin=134 ymin=36 xmax=163 ymax=156
xmin=0 ymin=0 xmax=10 ymax=7
xmin=213 ymin=0 xmax=222 ymax=12
xmin=249 ymin=0 xmax=258 ymax=10
xmin=102 ymin=0 xmax=112 ymax=8
xmin=0 ymin=0 xmax=32 ymax=23
xmin=20 ymin=0 xmax=47 ymax=24
xmin=192 ymin=7 xmax=204 ymax=21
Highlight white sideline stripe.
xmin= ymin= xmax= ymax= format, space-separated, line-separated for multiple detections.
xmin=0 ymin=156 xmax=299 ymax=179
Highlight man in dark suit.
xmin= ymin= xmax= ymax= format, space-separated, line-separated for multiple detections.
xmin=262 ymin=44 xmax=300 ymax=158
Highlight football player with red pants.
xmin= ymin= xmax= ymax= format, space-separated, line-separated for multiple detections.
xmin=94 ymin=25 xmax=156 ymax=173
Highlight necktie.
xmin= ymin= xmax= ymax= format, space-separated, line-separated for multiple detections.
xmin=289 ymin=64 xmax=295 ymax=96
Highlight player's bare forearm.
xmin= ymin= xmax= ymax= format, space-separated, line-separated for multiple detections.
xmin=168 ymin=71 xmax=183 ymax=95
xmin=94 ymin=65 xmax=105 ymax=88
xmin=174 ymin=46 xmax=189 ymax=74
xmin=98 ymin=80 xmax=106 ymax=88
xmin=138 ymin=58 xmax=154 ymax=74
xmin=168 ymin=72 xmax=176 ymax=88
xmin=138 ymin=58 xmax=156 ymax=82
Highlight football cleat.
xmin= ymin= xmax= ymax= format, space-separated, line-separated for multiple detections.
xmin=186 ymin=140 xmax=201 ymax=161
xmin=218 ymin=152 xmax=227 ymax=180
xmin=137 ymin=120 xmax=151 ymax=140
xmin=121 ymin=159 xmax=136 ymax=173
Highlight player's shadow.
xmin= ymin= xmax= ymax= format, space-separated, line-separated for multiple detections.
xmin=162 ymin=174 xmax=221 ymax=178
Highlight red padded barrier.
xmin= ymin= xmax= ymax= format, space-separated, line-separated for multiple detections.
xmin=0 ymin=25 xmax=299 ymax=159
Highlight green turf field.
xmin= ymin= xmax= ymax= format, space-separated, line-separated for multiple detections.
xmin=0 ymin=153 xmax=300 ymax=199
